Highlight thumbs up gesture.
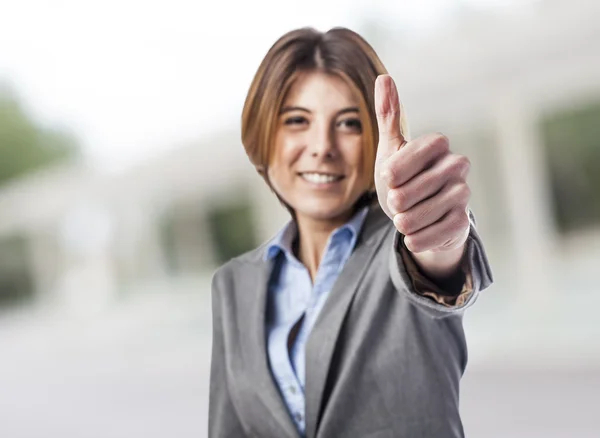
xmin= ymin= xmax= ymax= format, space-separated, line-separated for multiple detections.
xmin=373 ymin=75 xmax=471 ymax=266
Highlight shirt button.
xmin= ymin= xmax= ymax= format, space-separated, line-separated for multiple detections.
xmin=295 ymin=412 xmax=303 ymax=422
xmin=289 ymin=385 xmax=296 ymax=394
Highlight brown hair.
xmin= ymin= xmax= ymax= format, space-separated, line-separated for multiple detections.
xmin=241 ymin=27 xmax=406 ymax=209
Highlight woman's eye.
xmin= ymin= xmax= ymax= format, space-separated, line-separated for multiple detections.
xmin=284 ymin=116 xmax=308 ymax=125
xmin=338 ymin=118 xmax=362 ymax=132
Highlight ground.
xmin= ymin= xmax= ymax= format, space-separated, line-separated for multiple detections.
xmin=0 ymin=279 xmax=598 ymax=437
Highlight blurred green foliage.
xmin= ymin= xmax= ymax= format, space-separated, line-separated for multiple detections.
xmin=541 ymin=99 xmax=600 ymax=233
xmin=0 ymin=84 xmax=78 ymax=186
xmin=0 ymin=84 xmax=78 ymax=306
xmin=0 ymin=234 xmax=33 ymax=306
xmin=206 ymin=199 xmax=258 ymax=265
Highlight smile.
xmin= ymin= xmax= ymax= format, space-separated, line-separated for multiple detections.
xmin=299 ymin=172 xmax=344 ymax=184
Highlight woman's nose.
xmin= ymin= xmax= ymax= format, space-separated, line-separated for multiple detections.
xmin=309 ymin=126 xmax=336 ymax=159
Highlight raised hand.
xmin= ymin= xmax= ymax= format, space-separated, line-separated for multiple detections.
xmin=373 ymin=75 xmax=471 ymax=259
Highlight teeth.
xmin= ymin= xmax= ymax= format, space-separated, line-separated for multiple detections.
xmin=301 ymin=173 xmax=340 ymax=184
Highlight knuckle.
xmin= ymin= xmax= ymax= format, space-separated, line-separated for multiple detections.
xmin=403 ymin=236 xmax=420 ymax=253
xmin=443 ymin=179 xmax=470 ymax=206
xmin=454 ymin=154 xmax=471 ymax=176
xmin=462 ymin=183 xmax=472 ymax=201
xmin=395 ymin=212 xmax=413 ymax=234
xmin=429 ymin=133 xmax=450 ymax=154
xmin=450 ymin=208 xmax=470 ymax=232
xmin=460 ymin=154 xmax=471 ymax=172
xmin=381 ymin=161 xmax=398 ymax=185
xmin=452 ymin=182 xmax=471 ymax=202
xmin=447 ymin=154 xmax=469 ymax=176
xmin=388 ymin=187 xmax=409 ymax=213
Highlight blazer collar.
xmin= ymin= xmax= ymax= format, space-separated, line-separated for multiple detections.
xmin=241 ymin=203 xmax=392 ymax=438
xmin=304 ymin=204 xmax=391 ymax=438
xmin=263 ymin=206 xmax=370 ymax=263
xmin=243 ymin=257 xmax=300 ymax=438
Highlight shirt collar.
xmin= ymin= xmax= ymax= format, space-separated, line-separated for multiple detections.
xmin=264 ymin=206 xmax=370 ymax=262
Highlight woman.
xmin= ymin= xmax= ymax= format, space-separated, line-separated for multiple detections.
xmin=209 ymin=27 xmax=493 ymax=438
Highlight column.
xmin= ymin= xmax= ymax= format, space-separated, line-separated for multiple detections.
xmin=493 ymin=95 xmax=559 ymax=306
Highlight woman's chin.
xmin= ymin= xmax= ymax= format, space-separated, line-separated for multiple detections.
xmin=294 ymin=201 xmax=354 ymax=223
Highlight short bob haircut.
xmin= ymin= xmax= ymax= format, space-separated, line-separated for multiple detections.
xmin=241 ymin=27 xmax=409 ymax=210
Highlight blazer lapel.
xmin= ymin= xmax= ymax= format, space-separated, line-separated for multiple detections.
xmin=243 ymin=257 xmax=300 ymax=438
xmin=304 ymin=206 xmax=391 ymax=438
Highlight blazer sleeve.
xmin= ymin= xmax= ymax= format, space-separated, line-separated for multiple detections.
xmin=388 ymin=209 xmax=494 ymax=318
xmin=208 ymin=271 xmax=247 ymax=438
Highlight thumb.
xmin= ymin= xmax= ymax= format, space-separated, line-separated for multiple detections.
xmin=375 ymin=74 xmax=406 ymax=159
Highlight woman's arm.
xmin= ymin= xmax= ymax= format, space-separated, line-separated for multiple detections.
xmin=408 ymin=243 xmax=467 ymax=289
xmin=388 ymin=211 xmax=493 ymax=318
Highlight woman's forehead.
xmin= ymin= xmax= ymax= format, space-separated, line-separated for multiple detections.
xmin=282 ymin=71 xmax=360 ymax=109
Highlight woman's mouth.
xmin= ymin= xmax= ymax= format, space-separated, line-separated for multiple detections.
xmin=299 ymin=172 xmax=344 ymax=184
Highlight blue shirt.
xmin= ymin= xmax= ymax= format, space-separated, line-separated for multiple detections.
xmin=263 ymin=207 xmax=370 ymax=436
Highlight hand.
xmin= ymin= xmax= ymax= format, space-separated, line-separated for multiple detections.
xmin=373 ymin=75 xmax=471 ymax=256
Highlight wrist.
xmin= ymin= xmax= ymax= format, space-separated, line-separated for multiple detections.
xmin=408 ymin=242 xmax=467 ymax=282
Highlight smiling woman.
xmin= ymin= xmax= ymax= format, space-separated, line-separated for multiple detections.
xmin=241 ymin=28 xmax=409 ymax=279
xmin=241 ymin=27 xmax=408 ymax=196
xmin=209 ymin=27 xmax=493 ymax=438
xmin=270 ymin=73 xmax=367 ymax=233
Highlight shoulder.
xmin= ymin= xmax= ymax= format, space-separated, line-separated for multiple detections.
xmin=212 ymin=238 xmax=269 ymax=279
xmin=210 ymin=238 xmax=271 ymax=303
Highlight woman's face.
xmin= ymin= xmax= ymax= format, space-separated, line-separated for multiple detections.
xmin=268 ymin=71 xmax=369 ymax=225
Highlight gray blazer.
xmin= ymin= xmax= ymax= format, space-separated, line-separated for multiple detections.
xmin=209 ymin=205 xmax=493 ymax=438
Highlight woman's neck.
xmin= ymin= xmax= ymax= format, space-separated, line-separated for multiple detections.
xmin=294 ymin=212 xmax=352 ymax=282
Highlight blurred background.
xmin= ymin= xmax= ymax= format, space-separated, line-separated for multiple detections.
xmin=0 ymin=0 xmax=599 ymax=436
